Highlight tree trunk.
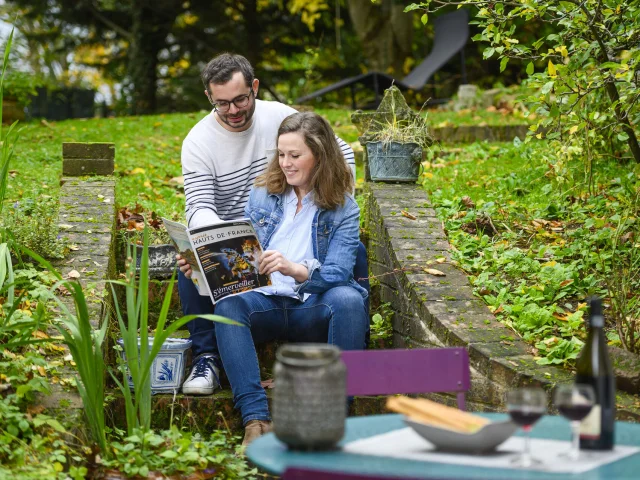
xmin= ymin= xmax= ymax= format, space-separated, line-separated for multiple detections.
xmin=347 ymin=0 xmax=413 ymax=75
xmin=128 ymin=1 xmax=181 ymax=115
xmin=584 ymin=6 xmax=640 ymax=163
xmin=243 ymin=0 xmax=262 ymax=68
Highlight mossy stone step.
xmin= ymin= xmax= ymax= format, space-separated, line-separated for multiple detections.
xmin=106 ymin=386 xmax=401 ymax=435
xmin=107 ymin=388 xmax=244 ymax=433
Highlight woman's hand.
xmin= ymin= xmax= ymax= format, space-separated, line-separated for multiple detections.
xmin=259 ymin=250 xmax=308 ymax=282
xmin=176 ymin=254 xmax=192 ymax=279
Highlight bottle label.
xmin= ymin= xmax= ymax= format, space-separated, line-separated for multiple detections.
xmin=580 ymin=404 xmax=601 ymax=439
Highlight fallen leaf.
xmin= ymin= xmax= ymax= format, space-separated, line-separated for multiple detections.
xmin=424 ymin=268 xmax=446 ymax=276
xmin=559 ymin=279 xmax=573 ymax=287
xmin=27 ymin=405 xmax=45 ymax=416
xmin=436 ymin=257 xmax=446 ymax=263
xmin=461 ymin=196 xmax=475 ymax=208
xmin=59 ymin=224 xmax=74 ymax=230
xmin=69 ymin=244 xmax=79 ymax=251
xmin=130 ymin=167 xmax=146 ymax=175
xmin=401 ymin=210 xmax=417 ymax=220
xmin=67 ymin=270 xmax=81 ymax=279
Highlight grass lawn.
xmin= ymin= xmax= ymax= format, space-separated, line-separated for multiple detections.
xmin=423 ymin=140 xmax=640 ymax=363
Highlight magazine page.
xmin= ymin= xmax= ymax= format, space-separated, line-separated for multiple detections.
xmin=188 ymin=220 xmax=272 ymax=304
xmin=160 ymin=217 xmax=211 ymax=297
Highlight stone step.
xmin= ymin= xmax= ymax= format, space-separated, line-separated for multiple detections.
xmin=106 ymin=387 xmax=398 ymax=434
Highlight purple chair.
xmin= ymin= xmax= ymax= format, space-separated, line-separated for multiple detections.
xmin=281 ymin=348 xmax=471 ymax=480
xmin=342 ymin=347 xmax=470 ymax=410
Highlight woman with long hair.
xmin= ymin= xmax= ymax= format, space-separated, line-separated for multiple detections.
xmin=213 ymin=112 xmax=368 ymax=446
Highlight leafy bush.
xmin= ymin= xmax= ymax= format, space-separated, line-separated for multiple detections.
xmin=99 ymin=427 xmax=256 ymax=478
xmin=409 ymin=0 xmax=640 ymax=164
xmin=2 ymin=197 xmax=67 ymax=259
xmin=2 ymin=71 xmax=43 ymax=106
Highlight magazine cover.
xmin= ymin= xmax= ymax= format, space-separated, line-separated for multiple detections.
xmin=160 ymin=217 xmax=210 ymax=297
xmin=188 ymin=220 xmax=272 ymax=303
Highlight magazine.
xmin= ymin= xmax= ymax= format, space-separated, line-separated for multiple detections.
xmin=161 ymin=217 xmax=210 ymax=297
xmin=161 ymin=217 xmax=272 ymax=304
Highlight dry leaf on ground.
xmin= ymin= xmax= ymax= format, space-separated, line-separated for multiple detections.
xmin=401 ymin=210 xmax=417 ymax=220
xmin=424 ymin=268 xmax=446 ymax=276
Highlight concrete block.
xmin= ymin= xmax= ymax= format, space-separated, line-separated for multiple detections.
xmin=62 ymin=157 xmax=114 ymax=176
xmin=63 ymin=142 xmax=115 ymax=160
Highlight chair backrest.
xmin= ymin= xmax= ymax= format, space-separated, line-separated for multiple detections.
xmin=341 ymin=347 xmax=470 ymax=410
xmin=401 ymin=8 xmax=470 ymax=89
xmin=282 ymin=467 xmax=428 ymax=480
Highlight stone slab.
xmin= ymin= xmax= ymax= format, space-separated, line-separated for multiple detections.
xmin=63 ymin=142 xmax=115 ymax=160
xmin=62 ymin=158 xmax=115 ymax=176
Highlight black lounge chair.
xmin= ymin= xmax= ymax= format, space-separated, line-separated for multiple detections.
xmin=295 ymin=8 xmax=469 ymax=109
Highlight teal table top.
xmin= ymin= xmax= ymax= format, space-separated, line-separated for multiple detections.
xmin=246 ymin=413 xmax=640 ymax=479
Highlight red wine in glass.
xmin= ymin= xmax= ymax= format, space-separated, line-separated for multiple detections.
xmin=506 ymin=388 xmax=547 ymax=468
xmin=509 ymin=409 xmax=545 ymax=428
xmin=554 ymin=383 xmax=595 ymax=460
xmin=558 ymin=404 xmax=592 ymax=422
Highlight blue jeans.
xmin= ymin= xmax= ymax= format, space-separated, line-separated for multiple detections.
xmin=214 ymin=287 xmax=368 ymax=425
xmin=178 ymin=242 xmax=370 ymax=359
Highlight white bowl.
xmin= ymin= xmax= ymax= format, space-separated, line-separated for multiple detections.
xmin=405 ymin=417 xmax=519 ymax=454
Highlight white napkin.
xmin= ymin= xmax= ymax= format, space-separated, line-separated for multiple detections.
xmin=343 ymin=427 xmax=639 ymax=474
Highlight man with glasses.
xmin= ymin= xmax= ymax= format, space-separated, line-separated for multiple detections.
xmin=177 ymin=53 xmax=363 ymax=404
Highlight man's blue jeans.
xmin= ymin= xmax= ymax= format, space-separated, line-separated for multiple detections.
xmin=178 ymin=242 xmax=370 ymax=359
xmin=214 ymin=287 xmax=368 ymax=425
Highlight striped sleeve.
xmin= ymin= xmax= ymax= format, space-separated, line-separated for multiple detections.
xmin=335 ymin=135 xmax=356 ymax=183
xmin=182 ymin=139 xmax=221 ymax=227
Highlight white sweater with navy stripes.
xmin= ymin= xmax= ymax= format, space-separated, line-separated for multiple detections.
xmin=182 ymin=100 xmax=355 ymax=229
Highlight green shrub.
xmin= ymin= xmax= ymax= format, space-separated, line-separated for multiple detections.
xmin=2 ymin=197 xmax=66 ymax=259
xmin=2 ymin=71 xmax=43 ymax=106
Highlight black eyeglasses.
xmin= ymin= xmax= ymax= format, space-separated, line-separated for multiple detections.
xmin=210 ymin=90 xmax=255 ymax=113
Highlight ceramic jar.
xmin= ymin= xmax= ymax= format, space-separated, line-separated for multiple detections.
xmin=116 ymin=337 xmax=191 ymax=394
xmin=272 ymin=343 xmax=346 ymax=450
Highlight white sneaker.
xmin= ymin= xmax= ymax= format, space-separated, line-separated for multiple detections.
xmin=182 ymin=355 xmax=220 ymax=395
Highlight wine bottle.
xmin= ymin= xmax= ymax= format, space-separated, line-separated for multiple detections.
xmin=576 ymin=297 xmax=616 ymax=450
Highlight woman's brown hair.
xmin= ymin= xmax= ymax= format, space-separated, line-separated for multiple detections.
xmin=255 ymin=112 xmax=354 ymax=210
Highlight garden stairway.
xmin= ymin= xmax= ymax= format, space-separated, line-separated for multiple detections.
xmin=40 ymin=143 xmax=117 ymax=438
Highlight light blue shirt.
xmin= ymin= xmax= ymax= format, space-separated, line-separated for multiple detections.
xmin=255 ymin=188 xmax=317 ymax=300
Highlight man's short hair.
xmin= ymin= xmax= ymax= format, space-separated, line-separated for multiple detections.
xmin=201 ymin=53 xmax=254 ymax=92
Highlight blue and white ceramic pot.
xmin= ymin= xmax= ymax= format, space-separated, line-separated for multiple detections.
xmin=116 ymin=337 xmax=192 ymax=394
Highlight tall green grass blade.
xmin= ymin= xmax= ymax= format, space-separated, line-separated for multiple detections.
xmin=0 ymin=27 xmax=15 ymax=140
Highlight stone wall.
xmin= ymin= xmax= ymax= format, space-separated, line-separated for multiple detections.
xmin=431 ymin=124 xmax=529 ymax=143
xmin=364 ymin=182 xmax=640 ymax=420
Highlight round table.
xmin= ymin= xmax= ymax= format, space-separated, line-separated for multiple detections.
xmin=246 ymin=413 xmax=640 ymax=479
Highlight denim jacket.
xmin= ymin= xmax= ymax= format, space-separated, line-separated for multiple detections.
xmin=245 ymin=186 xmax=367 ymax=299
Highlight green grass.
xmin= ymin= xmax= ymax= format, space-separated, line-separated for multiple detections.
xmin=422 ymin=140 xmax=640 ymax=363
xmin=6 ymin=110 xmax=369 ymax=221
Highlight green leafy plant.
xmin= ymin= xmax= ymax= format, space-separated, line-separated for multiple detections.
xmin=110 ymin=222 xmax=241 ymax=436
xmin=98 ymin=427 xmax=256 ymax=478
xmin=2 ymin=71 xmax=42 ymax=106
xmin=369 ymin=302 xmax=394 ymax=349
xmin=2 ymin=197 xmax=67 ymax=259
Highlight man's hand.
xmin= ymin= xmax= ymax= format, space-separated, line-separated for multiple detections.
xmin=259 ymin=250 xmax=308 ymax=282
xmin=176 ymin=254 xmax=192 ymax=279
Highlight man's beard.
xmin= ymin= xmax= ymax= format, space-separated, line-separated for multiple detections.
xmin=217 ymin=101 xmax=256 ymax=130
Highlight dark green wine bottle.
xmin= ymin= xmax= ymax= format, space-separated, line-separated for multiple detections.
xmin=576 ymin=297 xmax=615 ymax=450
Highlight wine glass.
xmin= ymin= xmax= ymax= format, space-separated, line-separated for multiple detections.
xmin=554 ymin=383 xmax=595 ymax=461
xmin=507 ymin=387 xmax=547 ymax=468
